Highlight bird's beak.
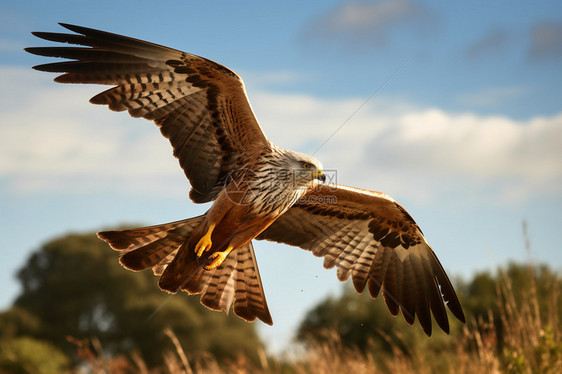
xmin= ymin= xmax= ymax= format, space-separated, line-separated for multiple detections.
xmin=316 ymin=170 xmax=326 ymax=183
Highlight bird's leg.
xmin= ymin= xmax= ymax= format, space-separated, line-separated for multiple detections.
xmin=204 ymin=246 xmax=234 ymax=270
xmin=195 ymin=223 xmax=215 ymax=259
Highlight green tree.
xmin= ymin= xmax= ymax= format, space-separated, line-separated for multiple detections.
xmin=9 ymin=231 xmax=263 ymax=366
xmin=0 ymin=306 xmax=42 ymax=340
xmin=0 ymin=336 xmax=70 ymax=374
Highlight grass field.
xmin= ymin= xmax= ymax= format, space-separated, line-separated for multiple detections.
xmin=72 ymin=262 xmax=562 ymax=374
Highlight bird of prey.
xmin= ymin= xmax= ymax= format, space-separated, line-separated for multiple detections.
xmin=26 ymin=24 xmax=465 ymax=335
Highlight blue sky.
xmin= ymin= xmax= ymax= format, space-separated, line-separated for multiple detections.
xmin=1 ymin=0 xmax=561 ymax=352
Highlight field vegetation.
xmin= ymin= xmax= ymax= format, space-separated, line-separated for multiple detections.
xmin=1 ymin=231 xmax=560 ymax=373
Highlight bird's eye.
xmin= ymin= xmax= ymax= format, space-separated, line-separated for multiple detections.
xmin=302 ymin=162 xmax=311 ymax=169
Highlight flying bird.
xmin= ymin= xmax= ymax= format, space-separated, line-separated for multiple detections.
xmin=26 ymin=24 xmax=465 ymax=335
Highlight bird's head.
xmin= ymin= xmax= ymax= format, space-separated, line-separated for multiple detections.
xmin=282 ymin=149 xmax=325 ymax=187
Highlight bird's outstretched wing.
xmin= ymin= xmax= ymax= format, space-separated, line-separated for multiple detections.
xmin=26 ymin=23 xmax=269 ymax=203
xmin=258 ymin=184 xmax=465 ymax=335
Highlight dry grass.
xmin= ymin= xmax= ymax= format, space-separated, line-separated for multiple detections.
xmin=72 ymin=263 xmax=562 ymax=374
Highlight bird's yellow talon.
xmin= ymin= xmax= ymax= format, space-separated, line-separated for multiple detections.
xmin=204 ymin=247 xmax=233 ymax=270
xmin=195 ymin=224 xmax=215 ymax=259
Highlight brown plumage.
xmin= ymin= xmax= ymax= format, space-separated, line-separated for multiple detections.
xmin=26 ymin=23 xmax=465 ymax=333
xmin=257 ymin=184 xmax=464 ymax=334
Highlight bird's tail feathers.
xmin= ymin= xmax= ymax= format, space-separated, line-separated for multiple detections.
xmin=97 ymin=216 xmax=273 ymax=325
xmin=97 ymin=216 xmax=204 ymax=273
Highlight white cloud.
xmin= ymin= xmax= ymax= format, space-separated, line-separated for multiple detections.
xmin=365 ymin=110 xmax=562 ymax=180
xmin=0 ymin=68 xmax=185 ymax=196
xmin=252 ymin=90 xmax=562 ymax=204
xmin=2 ymin=67 xmax=561 ymax=205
